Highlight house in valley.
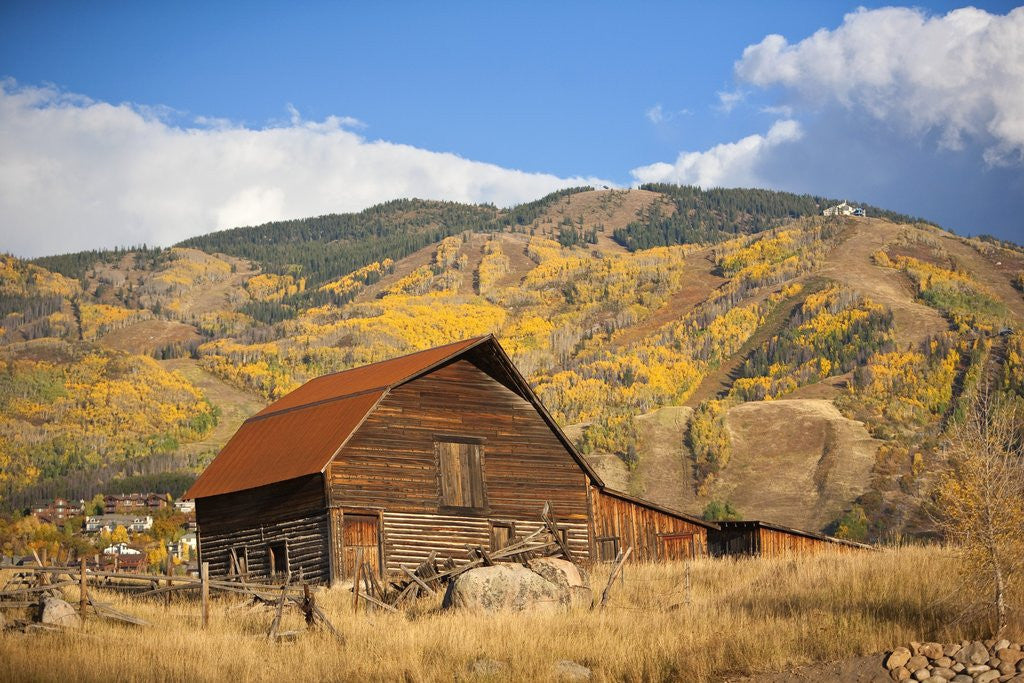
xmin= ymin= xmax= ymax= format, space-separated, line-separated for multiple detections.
xmin=104 ymin=492 xmax=170 ymax=514
xmin=185 ymin=335 xmax=717 ymax=584
xmin=84 ymin=514 xmax=153 ymax=534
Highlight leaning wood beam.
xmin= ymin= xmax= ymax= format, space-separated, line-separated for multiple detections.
xmin=541 ymin=501 xmax=576 ymax=565
xmin=310 ymin=603 xmax=345 ymax=642
xmin=364 ymin=563 xmax=385 ymax=601
xmin=392 ymin=581 xmax=419 ymax=606
xmin=357 ymin=590 xmax=397 ymax=613
xmin=401 ymin=566 xmax=435 ymax=596
xmin=87 ymin=594 xmax=150 ymax=626
xmin=596 ymin=546 xmax=633 ymax=610
xmin=266 ymin=585 xmax=287 ymax=641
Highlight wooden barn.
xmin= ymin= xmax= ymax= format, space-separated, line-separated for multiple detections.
xmin=708 ymin=520 xmax=871 ymax=557
xmin=185 ymin=335 xmax=716 ymax=584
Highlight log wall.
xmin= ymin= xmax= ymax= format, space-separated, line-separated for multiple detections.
xmin=382 ymin=512 xmax=589 ymax=571
xmin=195 ymin=474 xmax=331 ymax=583
xmin=590 ymin=487 xmax=710 ymax=562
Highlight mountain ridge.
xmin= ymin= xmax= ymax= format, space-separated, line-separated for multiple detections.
xmin=4 ymin=185 xmax=1022 ymax=542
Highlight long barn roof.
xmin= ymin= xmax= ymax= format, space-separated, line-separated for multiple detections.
xmin=184 ymin=335 xmax=603 ymax=499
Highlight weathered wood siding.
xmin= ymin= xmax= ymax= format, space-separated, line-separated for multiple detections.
xmin=590 ymin=487 xmax=709 ymax=562
xmin=756 ymin=526 xmax=858 ymax=556
xmin=327 ymin=359 xmax=592 ymax=576
xmin=195 ymin=474 xmax=330 ymax=582
xmin=708 ymin=522 xmax=864 ymax=557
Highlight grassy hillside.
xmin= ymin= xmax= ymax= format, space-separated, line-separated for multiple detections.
xmin=6 ymin=186 xmax=1024 ymax=541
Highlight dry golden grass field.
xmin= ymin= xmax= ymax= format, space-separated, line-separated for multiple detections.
xmin=0 ymin=546 xmax=1015 ymax=682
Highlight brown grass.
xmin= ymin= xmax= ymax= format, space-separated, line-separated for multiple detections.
xmin=0 ymin=546 xmax=1013 ymax=682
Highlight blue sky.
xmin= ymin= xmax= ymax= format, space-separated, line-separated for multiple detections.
xmin=1 ymin=1 xmax=1021 ymax=255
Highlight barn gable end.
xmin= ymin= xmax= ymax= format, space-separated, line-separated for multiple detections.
xmin=326 ymin=357 xmax=592 ymax=580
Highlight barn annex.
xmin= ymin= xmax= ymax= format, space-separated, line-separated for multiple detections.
xmin=709 ymin=520 xmax=872 ymax=557
xmin=185 ymin=335 xmax=716 ymax=585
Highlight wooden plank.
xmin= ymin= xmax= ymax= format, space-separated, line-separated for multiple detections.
xmin=200 ymin=562 xmax=209 ymax=628
xmin=401 ymin=566 xmax=435 ymax=595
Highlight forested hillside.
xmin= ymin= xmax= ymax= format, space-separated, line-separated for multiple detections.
xmin=7 ymin=186 xmax=1024 ymax=541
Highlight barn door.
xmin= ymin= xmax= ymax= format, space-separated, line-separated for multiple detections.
xmin=658 ymin=533 xmax=695 ymax=561
xmin=342 ymin=513 xmax=381 ymax=579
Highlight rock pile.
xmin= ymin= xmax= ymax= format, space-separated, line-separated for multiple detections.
xmin=885 ymin=640 xmax=1024 ymax=682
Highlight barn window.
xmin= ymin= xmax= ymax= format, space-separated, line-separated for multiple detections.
xmin=266 ymin=541 xmax=288 ymax=577
xmin=436 ymin=437 xmax=486 ymax=510
xmin=597 ymin=536 xmax=619 ymax=562
xmin=490 ymin=521 xmax=515 ymax=550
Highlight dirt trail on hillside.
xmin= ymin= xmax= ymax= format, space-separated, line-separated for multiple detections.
xmin=821 ymin=220 xmax=949 ymax=347
xmin=495 ymin=234 xmax=538 ymax=288
xmin=165 ymin=249 xmax=256 ymax=319
xmin=161 ymin=358 xmax=267 ymax=462
xmin=99 ymin=319 xmax=202 ymax=355
xmin=684 ymin=285 xmax=814 ymax=407
xmin=632 ymin=406 xmax=699 ymax=512
xmin=614 ymin=248 xmax=727 ymax=349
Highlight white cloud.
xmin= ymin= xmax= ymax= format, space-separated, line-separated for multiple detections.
xmin=645 ymin=104 xmax=691 ymax=125
xmin=716 ymin=89 xmax=745 ymax=113
xmin=0 ymin=81 xmax=610 ymax=258
xmin=735 ymin=6 xmax=1024 ymax=165
xmin=630 ymin=119 xmax=802 ymax=187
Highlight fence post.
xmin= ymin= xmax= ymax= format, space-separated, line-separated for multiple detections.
xmin=200 ymin=561 xmax=209 ymax=628
xmin=352 ymin=548 xmax=364 ymax=613
xmin=79 ymin=557 xmax=88 ymax=620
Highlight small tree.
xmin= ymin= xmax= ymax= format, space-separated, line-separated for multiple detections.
xmin=833 ymin=505 xmax=869 ymax=542
xmin=85 ymin=494 xmax=105 ymax=516
xmin=110 ymin=524 xmax=130 ymax=546
xmin=935 ymin=391 xmax=1024 ymax=635
xmin=702 ymin=500 xmax=741 ymax=522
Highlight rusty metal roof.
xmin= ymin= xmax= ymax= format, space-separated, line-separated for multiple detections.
xmin=252 ymin=337 xmax=488 ymax=418
xmin=184 ymin=337 xmax=490 ymax=499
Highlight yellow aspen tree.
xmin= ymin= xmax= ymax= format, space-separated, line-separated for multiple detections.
xmin=935 ymin=390 xmax=1024 ymax=635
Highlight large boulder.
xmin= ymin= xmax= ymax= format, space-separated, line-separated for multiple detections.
xmin=36 ymin=596 xmax=81 ymax=628
xmin=527 ymin=557 xmax=592 ymax=607
xmin=443 ymin=564 xmax=565 ymax=612
xmin=527 ymin=557 xmax=588 ymax=589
